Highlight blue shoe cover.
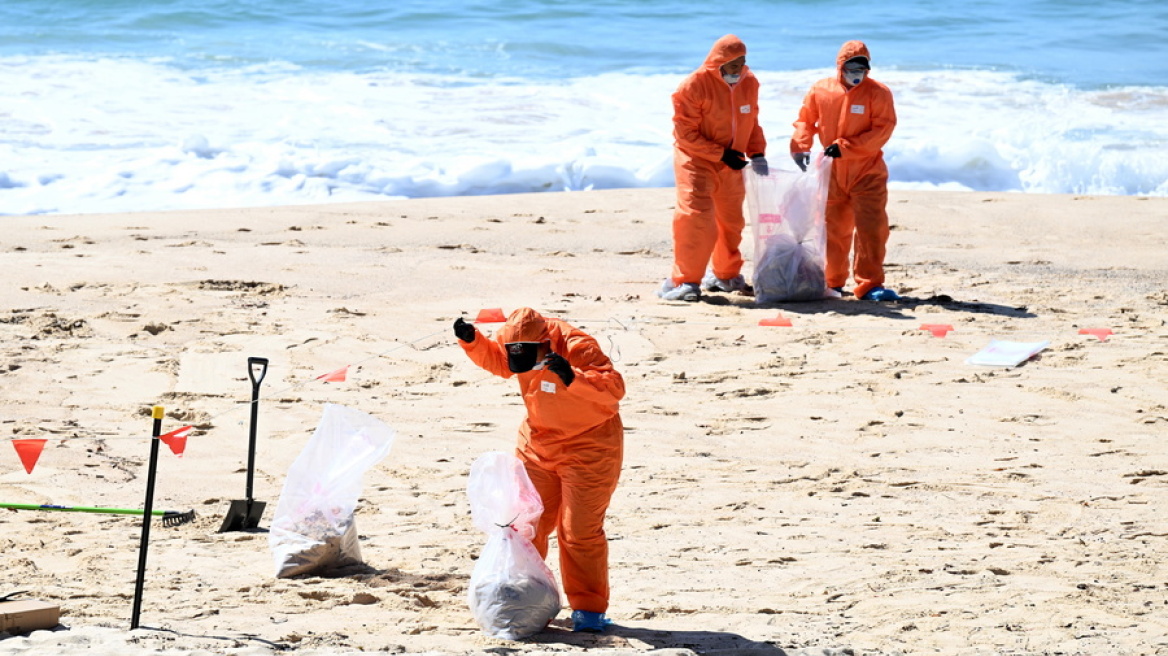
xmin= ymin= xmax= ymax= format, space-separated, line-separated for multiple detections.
xmin=657 ymin=279 xmax=700 ymax=302
xmin=571 ymin=610 xmax=612 ymax=633
xmin=862 ymin=287 xmax=901 ymax=302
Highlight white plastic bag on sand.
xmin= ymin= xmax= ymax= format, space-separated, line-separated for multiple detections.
xmin=466 ymin=451 xmax=561 ymax=640
xmin=269 ymin=404 xmax=395 ymax=578
xmin=745 ymin=154 xmax=832 ymax=303
xmin=966 ymin=340 xmax=1050 ymax=367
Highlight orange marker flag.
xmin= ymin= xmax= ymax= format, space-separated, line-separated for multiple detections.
xmin=158 ymin=425 xmax=193 ymax=458
xmin=920 ymin=324 xmax=955 ymax=338
xmin=12 ymin=439 xmax=48 ymax=474
xmin=316 ymin=366 xmax=348 ymax=383
xmin=475 ymin=308 xmax=507 ymax=323
xmin=758 ymin=315 xmax=792 ymax=327
xmin=1079 ymin=328 xmax=1112 ymax=342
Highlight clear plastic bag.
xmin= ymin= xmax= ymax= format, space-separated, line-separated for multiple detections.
xmin=745 ymin=154 xmax=832 ymax=303
xmin=269 ymin=404 xmax=395 ymax=578
xmin=466 ymin=451 xmax=561 ymax=640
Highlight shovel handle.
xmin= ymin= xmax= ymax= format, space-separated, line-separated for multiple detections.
xmin=248 ymin=357 xmax=269 ymax=390
xmin=245 ymin=357 xmax=268 ymax=504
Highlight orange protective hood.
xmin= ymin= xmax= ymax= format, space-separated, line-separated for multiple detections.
xmin=836 ymin=40 xmax=871 ymax=75
xmin=702 ymin=34 xmax=748 ymax=72
xmin=498 ymin=307 xmax=549 ymax=343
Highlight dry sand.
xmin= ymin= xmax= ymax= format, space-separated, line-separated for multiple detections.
xmin=1 ymin=188 xmax=1166 ymax=656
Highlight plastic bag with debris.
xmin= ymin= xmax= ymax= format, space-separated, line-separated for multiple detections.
xmin=745 ymin=154 xmax=832 ymax=303
xmin=466 ymin=451 xmax=561 ymax=640
xmin=269 ymin=404 xmax=395 ymax=578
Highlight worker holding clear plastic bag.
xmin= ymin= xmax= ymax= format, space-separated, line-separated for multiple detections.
xmin=658 ymin=34 xmax=768 ymax=303
xmin=790 ymin=40 xmax=899 ymax=301
xmin=454 ymin=307 xmax=624 ymax=634
xmin=745 ymin=153 xmax=833 ymax=303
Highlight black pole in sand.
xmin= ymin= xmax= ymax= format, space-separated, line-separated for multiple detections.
xmin=130 ymin=405 xmax=164 ymax=630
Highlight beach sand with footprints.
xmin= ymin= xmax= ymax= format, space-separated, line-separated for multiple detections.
xmin=1 ymin=188 xmax=1166 ymax=655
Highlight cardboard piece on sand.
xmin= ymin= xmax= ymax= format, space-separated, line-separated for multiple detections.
xmin=0 ymin=599 xmax=61 ymax=634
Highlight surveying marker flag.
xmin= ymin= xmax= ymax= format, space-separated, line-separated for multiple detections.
xmin=316 ymin=366 xmax=348 ymax=383
xmin=158 ymin=425 xmax=194 ymax=458
xmin=758 ymin=314 xmax=793 ymax=327
xmin=12 ymin=439 xmax=48 ymax=474
xmin=1079 ymin=328 xmax=1113 ymax=342
xmin=921 ymin=324 xmax=955 ymax=338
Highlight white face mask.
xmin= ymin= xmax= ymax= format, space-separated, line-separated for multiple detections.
xmin=843 ymin=67 xmax=866 ymax=86
xmin=723 ymin=73 xmax=741 ymax=85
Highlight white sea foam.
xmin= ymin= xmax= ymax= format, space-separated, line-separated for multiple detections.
xmin=1 ymin=57 xmax=1166 ymax=216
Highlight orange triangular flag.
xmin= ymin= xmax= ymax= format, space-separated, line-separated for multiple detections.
xmin=158 ymin=425 xmax=193 ymax=458
xmin=920 ymin=324 xmax=954 ymax=338
xmin=475 ymin=308 xmax=507 ymax=323
xmin=316 ymin=366 xmax=348 ymax=382
xmin=1079 ymin=328 xmax=1112 ymax=342
xmin=758 ymin=315 xmax=792 ymax=327
xmin=13 ymin=439 xmax=48 ymax=474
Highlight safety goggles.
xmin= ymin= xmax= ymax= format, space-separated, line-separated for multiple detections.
xmin=505 ymin=342 xmax=542 ymax=373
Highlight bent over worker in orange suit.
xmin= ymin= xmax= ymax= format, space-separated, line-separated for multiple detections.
xmin=453 ymin=307 xmax=624 ymax=634
xmin=658 ymin=34 xmax=768 ymax=302
xmin=790 ymin=40 xmax=899 ymax=302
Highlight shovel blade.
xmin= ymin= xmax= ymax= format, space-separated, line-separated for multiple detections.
xmin=218 ymin=499 xmax=266 ymax=532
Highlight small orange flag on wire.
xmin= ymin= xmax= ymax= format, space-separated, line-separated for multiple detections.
xmin=758 ymin=314 xmax=792 ymax=327
xmin=316 ymin=366 xmax=348 ymax=383
xmin=158 ymin=425 xmax=193 ymax=458
xmin=12 ymin=439 xmax=48 ymax=474
xmin=1079 ymin=328 xmax=1112 ymax=342
xmin=920 ymin=324 xmax=955 ymax=338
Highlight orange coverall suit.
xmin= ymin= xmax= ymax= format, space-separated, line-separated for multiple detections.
xmin=790 ymin=41 xmax=897 ymax=299
xmin=670 ymin=34 xmax=767 ymax=285
xmin=459 ymin=307 xmax=624 ymax=614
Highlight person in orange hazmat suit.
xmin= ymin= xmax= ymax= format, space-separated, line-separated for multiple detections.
xmin=790 ymin=40 xmax=900 ymax=301
xmin=453 ymin=307 xmax=623 ymax=634
xmin=658 ymin=34 xmax=768 ymax=303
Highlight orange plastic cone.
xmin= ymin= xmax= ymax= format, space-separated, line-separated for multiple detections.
xmin=475 ymin=308 xmax=507 ymax=323
xmin=13 ymin=439 xmax=48 ymax=474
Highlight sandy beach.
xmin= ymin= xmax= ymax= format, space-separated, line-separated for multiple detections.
xmin=1 ymin=188 xmax=1166 ymax=656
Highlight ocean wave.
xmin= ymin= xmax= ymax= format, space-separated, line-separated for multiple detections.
xmin=2 ymin=58 xmax=1166 ymax=215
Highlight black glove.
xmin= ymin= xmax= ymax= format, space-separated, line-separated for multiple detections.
xmin=544 ymin=352 xmax=574 ymax=387
xmin=792 ymin=152 xmax=810 ymax=172
xmin=720 ymin=148 xmax=748 ymax=170
xmin=453 ymin=317 xmax=475 ymax=343
xmin=750 ymin=154 xmax=769 ymax=176
xmin=824 ymin=143 xmax=841 ymax=158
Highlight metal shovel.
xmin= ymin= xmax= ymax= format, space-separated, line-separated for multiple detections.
xmin=219 ymin=356 xmax=269 ymax=532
